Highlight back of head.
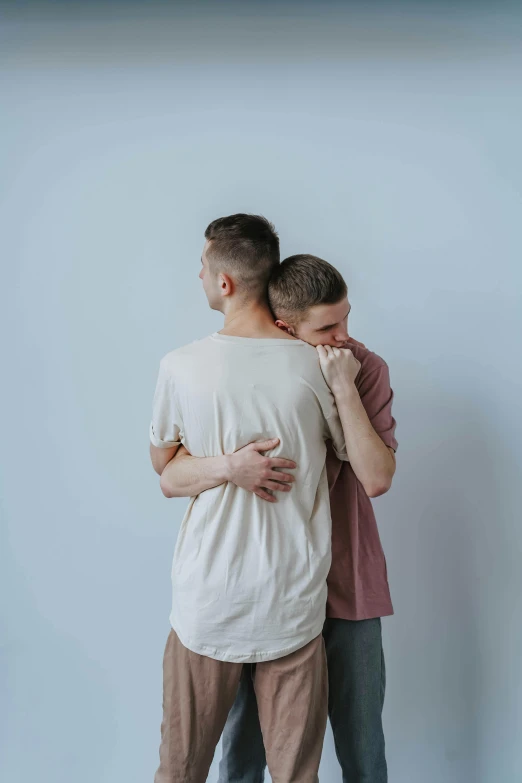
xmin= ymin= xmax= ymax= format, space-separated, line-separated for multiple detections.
xmin=268 ymin=254 xmax=347 ymax=325
xmin=205 ymin=214 xmax=280 ymax=300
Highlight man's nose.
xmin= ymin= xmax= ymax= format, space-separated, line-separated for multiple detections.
xmin=335 ymin=330 xmax=349 ymax=344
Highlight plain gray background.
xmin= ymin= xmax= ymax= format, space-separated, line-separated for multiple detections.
xmin=2 ymin=2 xmax=521 ymax=782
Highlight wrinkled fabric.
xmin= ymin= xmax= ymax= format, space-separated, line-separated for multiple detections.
xmin=154 ymin=630 xmax=327 ymax=783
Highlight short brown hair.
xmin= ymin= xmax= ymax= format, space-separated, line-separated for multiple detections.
xmin=204 ymin=214 xmax=280 ymax=297
xmin=268 ymin=254 xmax=347 ymax=323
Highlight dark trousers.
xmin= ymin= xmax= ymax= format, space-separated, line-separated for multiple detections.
xmin=217 ymin=618 xmax=387 ymax=783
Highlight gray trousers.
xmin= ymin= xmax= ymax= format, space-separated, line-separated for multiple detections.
xmin=217 ymin=618 xmax=387 ymax=783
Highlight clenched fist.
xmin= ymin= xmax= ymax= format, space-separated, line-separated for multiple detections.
xmin=316 ymin=344 xmax=361 ymax=395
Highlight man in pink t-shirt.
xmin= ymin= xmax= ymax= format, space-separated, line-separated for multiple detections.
xmin=159 ymin=254 xmax=397 ymax=782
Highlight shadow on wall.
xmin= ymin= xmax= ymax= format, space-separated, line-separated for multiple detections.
xmin=1 ymin=540 xmax=118 ymax=783
xmin=380 ymin=360 xmax=510 ymax=783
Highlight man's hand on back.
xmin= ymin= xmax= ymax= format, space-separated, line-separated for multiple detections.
xmin=225 ymin=438 xmax=297 ymax=503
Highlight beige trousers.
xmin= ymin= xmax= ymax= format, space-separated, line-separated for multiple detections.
xmin=154 ymin=630 xmax=328 ymax=783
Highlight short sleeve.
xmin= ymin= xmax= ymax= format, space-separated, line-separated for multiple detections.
xmin=149 ymin=358 xmax=183 ymax=449
xmin=357 ymin=361 xmax=398 ymax=452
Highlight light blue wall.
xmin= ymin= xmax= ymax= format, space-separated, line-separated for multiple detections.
xmin=2 ymin=4 xmax=521 ymax=782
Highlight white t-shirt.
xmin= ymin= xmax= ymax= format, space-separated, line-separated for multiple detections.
xmin=150 ymin=333 xmax=349 ymax=663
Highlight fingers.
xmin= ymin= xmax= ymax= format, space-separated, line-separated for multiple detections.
xmin=255 ymin=489 xmax=277 ymax=503
xmin=317 ymin=344 xmax=340 ymax=358
xmin=262 ymin=480 xmax=292 ymax=492
xmin=319 ymin=344 xmax=355 ymax=359
xmin=268 ymin=470 xmax=295 ymax=483
xmin=269 ymin=458 xmax=297 ymax=470
xmin=251 ymin=444 xmax=297 ymax=470
xmin=252 ymin=438 xmax=280 ymax=452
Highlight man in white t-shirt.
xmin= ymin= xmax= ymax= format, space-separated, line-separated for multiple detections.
xmin=149 ymin=214 xmax=351 ymax=783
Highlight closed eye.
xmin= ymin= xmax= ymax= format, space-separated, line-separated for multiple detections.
xmin=317 ymin=307 xmax=351 ymax=332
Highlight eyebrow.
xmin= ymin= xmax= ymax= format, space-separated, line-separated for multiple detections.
xmin=317 ymin=306 xmax=351 ymax=331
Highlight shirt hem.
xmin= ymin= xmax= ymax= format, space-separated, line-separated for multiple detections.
xmin=325 ymin=606 xmax=394 ymax=622
xmin=170 ymin=616 xmax=325 ymax=663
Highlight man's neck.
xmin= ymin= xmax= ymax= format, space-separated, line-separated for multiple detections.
xmin=219 ymin=301 xmax=296 ymax=340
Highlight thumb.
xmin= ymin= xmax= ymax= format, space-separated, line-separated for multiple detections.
xmin=252 ymin=438 xmax=280 ymax=452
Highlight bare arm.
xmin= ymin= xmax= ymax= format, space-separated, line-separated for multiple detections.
xmin=334 ymin=391 xmax=396 ymax=497
xmin=159 ymin=438 xmax=297 ymax=502
xmin=150 ymin=442 xmax=180 ymax=475
xmin=159 ymin=446 xmax=229 ymax=497
xmin=317 ymin=345 xmax=396 ymax=498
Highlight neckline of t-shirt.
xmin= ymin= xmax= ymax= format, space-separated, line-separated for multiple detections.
xmin=210 ymin=332 xmax=306 ymax=346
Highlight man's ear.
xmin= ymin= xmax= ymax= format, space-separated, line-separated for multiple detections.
xmin=219 ymin=273 xmax=234 ymax=297
xmin=275 ymin=319 xmax=295 ymax=337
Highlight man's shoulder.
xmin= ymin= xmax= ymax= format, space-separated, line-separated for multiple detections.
xmin=159 ymin=335 xmax=214 ymax=370
xmin=298 ymin=341 xmax=322 ymax=361
xmin=293 ymin=341 xmax=332 ymax=380
xmin=348 ymin=342 xmax=389 ymax=379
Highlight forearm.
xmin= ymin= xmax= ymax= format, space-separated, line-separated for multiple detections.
xmin=334 ymin=384 xmax=396 ymax=497
xmin=159 ymin=447 xmax=230 ymax=498
xmin=150 ymin=442 xmax=180 ymax=475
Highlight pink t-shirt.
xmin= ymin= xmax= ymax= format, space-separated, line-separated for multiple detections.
xmin=325 ymin=343 xmax=398 ymax=621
